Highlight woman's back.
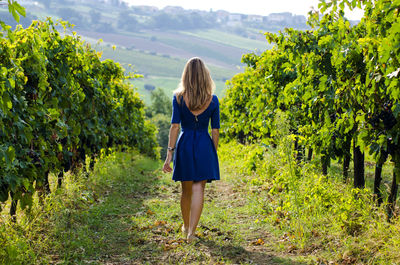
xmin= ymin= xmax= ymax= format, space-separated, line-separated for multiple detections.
xmin=172 ymin=94 xmax=219 ymax=131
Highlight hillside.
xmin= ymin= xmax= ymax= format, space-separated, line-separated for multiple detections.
xmin=1 ymin=0 xmax=306 ymax=103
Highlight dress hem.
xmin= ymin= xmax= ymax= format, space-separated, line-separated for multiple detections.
xmin=172 ymin=178 xmax=220 ymax=183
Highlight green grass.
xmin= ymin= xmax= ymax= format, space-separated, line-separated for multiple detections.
xmin=181 ymin=29 xmax=270 ymax=52
xmin=328 ymin=153 xmax=395 ymax=202
xmin=3 ymin=138 xmax=398 ymax=263
xmin=0 ymin=148 xmax=305 ymax=264
xmin=217 ymin=138 xmax=400 ymax=264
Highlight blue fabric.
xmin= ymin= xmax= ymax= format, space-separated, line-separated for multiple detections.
xmin=171 ymin=94 xmax=220 ymax=183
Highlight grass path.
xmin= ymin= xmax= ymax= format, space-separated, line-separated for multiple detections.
xmin=51 ymin=150 xmax=309 ymax=264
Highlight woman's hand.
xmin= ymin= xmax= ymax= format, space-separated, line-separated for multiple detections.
xmin=163 ymin=123 xmax=180 ymax=173
xmin=162 ymin=152 xmax=173 ymax=173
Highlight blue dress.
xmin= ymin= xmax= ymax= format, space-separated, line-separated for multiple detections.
xmin=171 ymin=94 xmax=220 ymax=183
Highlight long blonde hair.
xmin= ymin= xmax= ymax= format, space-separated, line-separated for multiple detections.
xmin=174 ymin=57 xmax=215 ymax=111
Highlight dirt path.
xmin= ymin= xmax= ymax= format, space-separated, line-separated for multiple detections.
xmin=54 ymin=152 xmax=307 ymax=264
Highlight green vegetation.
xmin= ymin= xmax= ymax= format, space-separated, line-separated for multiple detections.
xmin=1 ymin=150 xmax=162 ymax=264
xmin=133 ymin=76 xmax=181 ymax=104
xmin=4 ymin=0 xmax=400 ymax=263
xmin=0 ymin=0 xmax=25 ymax=24
xmin=218 ymin=139 xmax=400 ymax=264
xmin=0 ymin=19 xmax=158 ymax=221
xmin=145 ymin=88 xmax=172 ymax=158
xmin=2 ymin=141 xmax=399 ymax=264
xmin=221 ymin=0 xmax=400 ymax=218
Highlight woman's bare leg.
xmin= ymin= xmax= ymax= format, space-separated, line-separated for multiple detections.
xmin=181 ymin=181 xmax=193 ymax=233
xmin=187 ymin=180 xmax=207 ymax=239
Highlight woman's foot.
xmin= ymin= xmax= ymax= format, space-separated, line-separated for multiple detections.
xmin=181 ymin=225 xmax=188 ymax=237
xmin=186 ymin=233 xmax=198 ymax=243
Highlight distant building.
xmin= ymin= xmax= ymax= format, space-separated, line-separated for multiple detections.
xmin=265 ymin=13 xmax=306 ymax=26
xmin=227 ymin=14 xmax=243 ymax=27
xmin=247 ymin=15 xmax=263 ymax=23
xmin=267 ymin=13 xmax=288 ymax=23
xmin=228 ymin=14 xmax=242 ymax=22
xmin=215 ymin=10 xmax=229 ymax=23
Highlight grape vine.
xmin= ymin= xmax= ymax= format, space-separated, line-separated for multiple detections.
xmin=0 ymin=18 xmax=158 ymax=218
xmin=221 ymin=0 xmax=400 ymax=216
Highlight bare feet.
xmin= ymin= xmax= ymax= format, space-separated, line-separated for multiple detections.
xmin=181 ymin=224 xmax=188 ymax=237
xmin=186 ymin=234 xmax=198 ymax=243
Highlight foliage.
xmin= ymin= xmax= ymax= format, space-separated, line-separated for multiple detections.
xmin=0 ymin=0 xmax=26 ymax=35
xmin=0 ymin=11 xmax=36 ymax=30
xmin=218 ymin=140 xmax=400 ymax=264
xmin=145 ymin=87 xmax=172 ymax=157
xmin=221 ymin=0 xmax=400 ymax=184
xmin=0 ymin=0 xmax=25 ymax=23
xmin=0 ymin=149 xmax=158 ymax=264
xmin=117 ymin=11 xmax=138 ymax=32
xmin=0 ymin=18 xmax=158 ymax=215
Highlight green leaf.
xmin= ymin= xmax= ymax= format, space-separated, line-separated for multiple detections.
xmin=3 ymin=93 xmax=12 ymax=110
xmin=6 ymin=146 xmax=16 ymax=163
xmin=13 ymin=1 xmax=26 ymax=17
xmin=8 ymin=4 xmax=20 ymax=23
xmin=0 ymin=189 xmax=8 ymax=202
xmin=19 ymin=192 xmax=33 ymax=210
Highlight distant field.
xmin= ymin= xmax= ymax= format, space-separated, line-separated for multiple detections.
xmin=4 ymin=4 xmax=261 ymax=106
xmin=98 ymin=46 xmax=235 ymax=104
xmin=100 ymin=47 xmax=184 ymax=77
xmin=99 ymin=46 xmax=237 ymax=81
xmin=79 ymin=29 xmax=246 ymax=70
xmin=132 ymin=76 xmax=181 ymax=104
xmin=153 ymin=31 xmax=247 ymax=66
xmin=181 ymin=29 xmax=270 ymax=52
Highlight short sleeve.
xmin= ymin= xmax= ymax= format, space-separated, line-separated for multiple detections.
xmin=211 ymin=95 xmax=220 ymax=129
xmin=171 ymin=95 xmax=181 ymax=124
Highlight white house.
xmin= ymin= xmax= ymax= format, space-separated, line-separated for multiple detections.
xmin=247 ymin=15 xmax=263 ymax=23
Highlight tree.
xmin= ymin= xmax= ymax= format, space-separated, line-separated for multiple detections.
xmin=117 ymin=11 xmax=138 ymax=32
xmin=145 ymin=88 xmax=172 ymax=157
xmin=147 ymin=87 xmax=172 ymax=117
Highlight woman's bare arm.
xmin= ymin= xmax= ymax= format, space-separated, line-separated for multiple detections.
xmin=211 ymin=128 xmax=219 ymax=151
xmin=163 ymin=123 xmax=180 ymax=173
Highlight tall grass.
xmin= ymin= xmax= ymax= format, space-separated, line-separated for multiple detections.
xmin=0 ymin=149 xmax=151 ymax=264
xmin=218 ymin=113 xmax=400 ymax=264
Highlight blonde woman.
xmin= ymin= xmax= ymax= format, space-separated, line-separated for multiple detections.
xmin=162 ymin=57 xmax=220 ymax=242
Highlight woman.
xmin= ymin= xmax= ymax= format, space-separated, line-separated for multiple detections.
xmin=162 ymin=57 xmax=220 ymax=242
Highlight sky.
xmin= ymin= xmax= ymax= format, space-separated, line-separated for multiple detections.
xmin=124 ymin=0 xmax=364 ymax=20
